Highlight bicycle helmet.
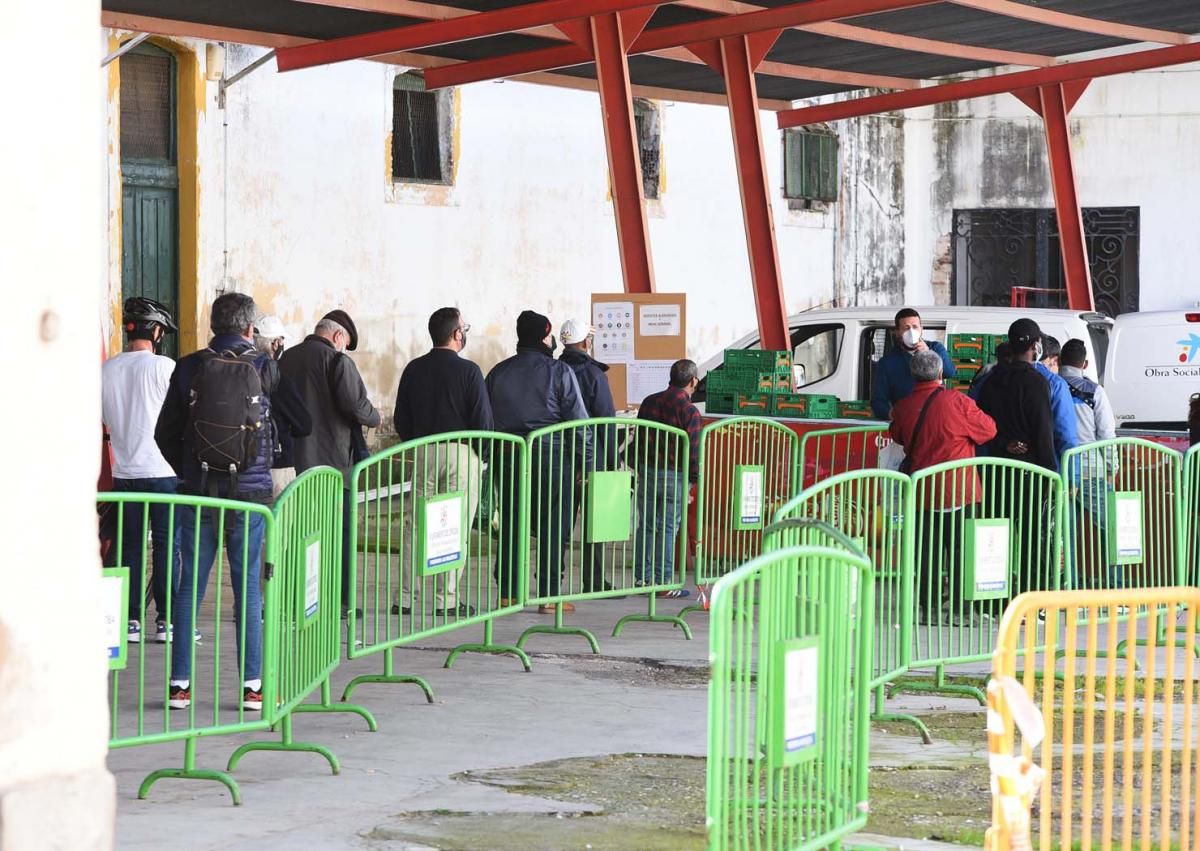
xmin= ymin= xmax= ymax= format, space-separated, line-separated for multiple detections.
xmin=122 ymin=296 xmax=178 ymax=334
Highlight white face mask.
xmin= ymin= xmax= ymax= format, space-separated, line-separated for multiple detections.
xmin=901 ymin=328 xmax=922 ymax=348
xmin=1034 ymin=341 xmax=1044 ymax=362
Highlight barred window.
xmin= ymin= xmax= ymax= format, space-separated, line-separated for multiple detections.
xmin=782 ymin=128 xmax=838 ymax=204
xmin=633 ymin=99 xmax=662 ymax=200
xmin=120 ymin=45 xmax=175 ymax=162
xmin=392 ymin=72 xmax=452 ymax=184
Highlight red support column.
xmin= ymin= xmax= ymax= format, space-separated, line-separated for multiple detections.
xmin=695 ymin=34 xmax=789 ymax=351
xmin=1039 ymin=82 xmax=1095 ymax=312
xmin=591 ymin=12 xmax=656 ymax=294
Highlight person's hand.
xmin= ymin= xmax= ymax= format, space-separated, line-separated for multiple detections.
xmin=912 ymin=339 xmax=929 ymax=353
xmin=1006 ymin=440 xmax=1029 ymax=456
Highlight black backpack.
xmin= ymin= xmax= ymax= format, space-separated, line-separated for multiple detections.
xmin=186 ymin=348 xmax=273 ymax=480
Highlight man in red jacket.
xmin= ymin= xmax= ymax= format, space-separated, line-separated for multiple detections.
xmin=890 ymin=349 xmax=997 ymax=624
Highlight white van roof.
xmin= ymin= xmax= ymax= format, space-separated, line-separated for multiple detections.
xmin=782 ymin=306 xmax=1110 ymax=324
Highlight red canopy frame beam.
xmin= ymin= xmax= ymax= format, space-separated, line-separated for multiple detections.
xmin=776 ymin=41 xmax=1200 ymax=128
xmin=275 ymin=0 xmax=667 ymax=71
xmin=425 ymin=0 xmax=940 ymax=89
xmin=592 ymin=11 xmax=657 ymax=294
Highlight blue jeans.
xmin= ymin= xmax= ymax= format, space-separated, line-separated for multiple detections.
xmin=107 ymin=477 xmax=181 ymax=624
xmin=171 ymin=503 xmax=264 ymax=682
xmin=1065 ymin=473 xmax=1120 ymax=590
xmin=634 ymin=469 xmax=684 ymax=584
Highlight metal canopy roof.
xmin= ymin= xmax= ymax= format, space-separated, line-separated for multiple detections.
xmin=102 ymin=0 xmax=1200 ymax=109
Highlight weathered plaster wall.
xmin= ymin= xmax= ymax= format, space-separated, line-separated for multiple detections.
xmin=103 ymin=37 xmax=837 ymax=411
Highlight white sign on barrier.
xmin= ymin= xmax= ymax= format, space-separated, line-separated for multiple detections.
xmin=773 ymin=637 xmax=820 ymax=765
xmin=305 ymin=538 xmax=321 ymax=619
xmin=102 ymin=567 xmax=129 ymax=670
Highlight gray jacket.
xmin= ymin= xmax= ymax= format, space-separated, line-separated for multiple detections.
xmin=279 ymin=335 xmax=381 ymax=479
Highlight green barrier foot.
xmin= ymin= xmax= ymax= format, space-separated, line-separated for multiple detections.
xmin=515 ymin=604 xmax=600 ymax=654
xmin=444 ymin=642 xmax=532 ymax=672
xmin=138 ymin=741 xmax=241 ymax=804
xmin=612 ymin=595 xmax=693 ymax=640
xmin=677 ymin=602 xmax=706 ymax=622
xmin=873 ymin=711 xmax=932 ymax=745
xmin=890 ymin=667 xmax=986 ymax=706
xmin=341 ymin=652 xmax=435 ymax=705
xmin=292 ymin=700 xmax=379 ymax=731
xmin=227 ymin=715 xmax=340 ymax=776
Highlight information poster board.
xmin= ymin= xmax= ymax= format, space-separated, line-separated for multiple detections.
xmin=963 ymin=518 xmax=1011 ymax=601
xmin=418 ymin=492 xmax=468 ymax=576
xmin=771 ymin=637 xmax=820 ymax=766
xmin=591 ymin=293 xmax=687 ymax=408
xmin=733 ymin=464 xmax=765 ymax=530
xmin=1108 ymin=491 xmax=1144 ymax=565
xmin=102 ymin=566 xmax=129 ymax=671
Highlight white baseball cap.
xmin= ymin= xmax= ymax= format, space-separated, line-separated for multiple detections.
xmin=254 ymin=314 xmax=289 ymax=342
xmin=560 ymin=318 xmax=595 ymax=345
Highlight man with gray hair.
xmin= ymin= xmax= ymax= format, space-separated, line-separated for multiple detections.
xmin=889 ymin=348 xmax=996 ymax=624
xmin=155 ymin=292 xmax=278 ymax=711
xmin=280 ymin=309 xmax=382 ymax=618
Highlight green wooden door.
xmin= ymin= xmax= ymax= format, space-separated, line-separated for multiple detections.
xmin=119 ymin=43 xmax=179 ymax=358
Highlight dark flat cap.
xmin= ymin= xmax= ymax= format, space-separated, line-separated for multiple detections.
xmin=323 ymin=309 xmax=358 ymax=351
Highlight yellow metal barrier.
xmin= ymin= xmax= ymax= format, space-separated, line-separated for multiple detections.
xmin=986 ymin=588 xmax=1200 ymax=851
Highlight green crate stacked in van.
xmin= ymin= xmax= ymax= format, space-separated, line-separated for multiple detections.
xmin=710 ymin=349 xmax=794 ymax=415
xmin=947 ymin=333 xmax=987 ymax=394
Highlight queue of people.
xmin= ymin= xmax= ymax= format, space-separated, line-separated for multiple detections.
xmin=101 ymin=294 xmax=702 ymax=710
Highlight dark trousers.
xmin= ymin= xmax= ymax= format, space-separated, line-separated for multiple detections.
xmin=492 ymin=442 xmax=575 ymax=599
xmin=916 ymin=504 xmax=975 ymax=618
xmin=571 ymin=481 xmax=607 ymax=592
xmin=106 ymin=477 xmax=181 ymax=624
xmin=342 ymin=487 xmax=353 ymax=611
xmin=493 ymin=443 xmax=524 ymax=600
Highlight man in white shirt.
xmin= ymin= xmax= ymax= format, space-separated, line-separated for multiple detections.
xmin=101 ymin=297 xmax=181 ymax=644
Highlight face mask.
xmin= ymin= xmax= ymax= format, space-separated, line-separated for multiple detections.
xmin=458 ymin=329 xmax=468 ymax=351
xmin=1034 ymin=341 xmax=1044 ymax=362
xmin=549 ymin=335 xmax=558 ymax=355
xmin=901 ymin=328 xmax=921 ymax=348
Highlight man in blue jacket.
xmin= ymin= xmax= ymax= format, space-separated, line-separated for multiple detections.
xmin=871 ymin=308 xmax=957 ymax=420
xmin=155 ymin=292 xmax=274 ymax=713
xmin=559 ymin=318 xmax=620 ymax=595
xmin=1035 ymin=334 xmax=1079 ymax=469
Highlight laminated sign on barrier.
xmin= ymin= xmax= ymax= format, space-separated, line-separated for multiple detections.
xmin=733 ymin=464 xmax=765 ymax=531
xmin=1108 ymin=490 xmax=1144 ymax=564
xmin=586 ymin=470 xmax=633 ymax=543
xmin=304 ymin=537 xmax=321 ymax=621
xmin=102 ymin=566 xmax=129 ymax=671
xmin=772 ymin=636 xmax=820 ymax=766
xmin=418 ymin=491 xmax=467 ymax=576
xmin=964 ymin=518 xmax=1011 ymax=601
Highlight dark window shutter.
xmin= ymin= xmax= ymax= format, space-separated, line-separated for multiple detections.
xmin=120 ymin=49 xmax=173 ymax=162
xmin=392 ymin=75 xmax=443 ymax=182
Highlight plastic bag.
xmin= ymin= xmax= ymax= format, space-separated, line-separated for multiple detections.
xmin=877 ymin=441 xmax=906 ymax=472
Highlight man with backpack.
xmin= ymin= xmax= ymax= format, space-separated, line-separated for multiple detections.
xmin=155 ymin=293 xmax=276 ymax=712
xmin=279 ymin=309 xmax=382 ymax=618
xmin=101 ymin=297 xmax=181 ymax=645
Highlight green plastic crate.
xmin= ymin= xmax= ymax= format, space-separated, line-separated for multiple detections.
xmin=772 ymin=393 xmax=838 ymax=419
xmin=948 ymin=334 xmax=988 ymax=359
xmin=734 ymin=393 xmax=773 ymax=415
xmin=724 ymin=349 xmax=792 ymax=375
xmin=705 ymin=390 xmax=736 ymax=415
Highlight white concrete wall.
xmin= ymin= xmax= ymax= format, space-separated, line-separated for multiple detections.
xmin=2 ymin=3 xmax=114 ymax=848
xmin=104 ymin=38 xmax=836 ymax=411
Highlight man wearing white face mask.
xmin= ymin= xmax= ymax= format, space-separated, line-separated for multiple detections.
xmin=870 ymin=308 xmax=957 ymax=420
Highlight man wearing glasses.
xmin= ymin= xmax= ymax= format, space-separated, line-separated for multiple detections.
xmin=392 ymin=308 xmax=494 ymax=617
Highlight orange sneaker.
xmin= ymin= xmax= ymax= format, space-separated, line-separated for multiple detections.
xmin=538 ymin=603 xmax=575 ymax=614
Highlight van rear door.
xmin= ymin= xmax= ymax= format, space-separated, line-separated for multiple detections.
xmin=1105 ymin=311 xmax=1200 ymax=431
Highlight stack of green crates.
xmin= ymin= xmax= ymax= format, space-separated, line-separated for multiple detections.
xmin=705 ymin=349 xmax=794 ymax=415
xmin=947 ymin=333 xmax=1007 ymax=395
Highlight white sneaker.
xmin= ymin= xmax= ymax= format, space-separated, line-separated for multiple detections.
xmin=127 ymin=620 xmax=141 ymax=644
xmin=155 ymin=621 xmax=170 ymax=643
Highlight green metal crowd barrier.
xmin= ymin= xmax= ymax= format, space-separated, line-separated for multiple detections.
xmin=227 ymin=467 xmax=370 ymax=774
xmin=770 ymin=470 xmax=927 ymax=740
xmin=1186 ymin=443 xmax=1200 ymax=586
xmin=101 ymin=492 xmax=277 ymax=804
xmin=522 ymin=417 xmax=694 ymax=650
xmin=898 ymin=458 xmax=1062 ymax=704
xmin=706 ymin=540 xmax=873 ymax=851
xmin=689 ymin=417 xmax=800 ymax=621
xmin=1061 ymin=437 xmax=1185 ymax=594
xmin=345 ymin=431 xmax=532 ymax=685
xmin=796 ymin=423 xmax=891 ymax=490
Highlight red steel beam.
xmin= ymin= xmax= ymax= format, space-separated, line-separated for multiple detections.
xmin=425 ymin=0 xmax=939 ymax=89
xmin=1039 ymin=83 xmax=1094 ymax=312
xmin=275 ymin=0 xmax=667 ymax=71
xmin=778 ymin=40 xmax=1200 ymax=127
xmin=592 ymin=12 xmax=656 ymax=294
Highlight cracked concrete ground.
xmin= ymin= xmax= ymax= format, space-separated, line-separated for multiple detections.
xmin=109 ymin=594 xmax=997 ymax=850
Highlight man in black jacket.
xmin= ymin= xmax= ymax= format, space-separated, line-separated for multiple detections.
xmin=559 ymin=318 xmax=620 ymax=595
xmin=392 ymin=307 xmax=493 ymax=618
xmin=280 ymin=309 xmax=382 ymax=616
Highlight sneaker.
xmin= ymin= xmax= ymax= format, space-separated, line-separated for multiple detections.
xmin=342 ymin=607 xmax=363 ymax=620
xmin=168 ymin=685 xmax=191 ymax=710
xmin=435 ymin=604 xmax=476 ymax=617
xmin=537 ymin=603 xmax=575 ymax=614
xmin=242 ymin=687 xmax=263 ymax=711
xmin=155 ymin=621 xmax=169 ymax=643
xmin=656 ymin=589 xmax=690 ymax=599
xmin=127 ymin=620 xmax=141 ymax=644
xmin=391 ymin=603 xmax=412 ymax=615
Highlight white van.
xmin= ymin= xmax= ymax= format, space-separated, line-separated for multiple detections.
xmin=1103 ymin=310 xmax=1200 ymax=431
xmin=697 ymin=306 xmax=1113 ymax=410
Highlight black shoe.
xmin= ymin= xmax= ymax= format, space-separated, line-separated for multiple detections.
xmin=391 ymin=604 xmax=412 ymax=615
xmin=435 ymin=604 xmax=476 ymax=617
xmin=341 ymin=607 xmax=363 ymax=620
xmin=583 ymin=580 xmax=625 ymax=599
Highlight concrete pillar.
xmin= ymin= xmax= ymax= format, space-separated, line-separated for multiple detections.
xmin=0 ymin=1 xmax=116 ymax=848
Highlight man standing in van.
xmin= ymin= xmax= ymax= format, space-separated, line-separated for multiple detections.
xmin=871 ymin=308 xmax=957 ymax=420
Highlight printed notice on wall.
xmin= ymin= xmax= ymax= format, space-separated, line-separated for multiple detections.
xmin=627 ymin=360 xmax=675 ymax=405
xmin=305 ymin=539 xmax=321 ymax=619
xmin=593 ymin=301 xmax=635 ymax=363
xmin=773 ymin=637 xmax=819 ymax=765
xmin=422 ymin=492 xmax=466 ymax=575
xmin=102 ymin=567 xmax=129 ymax=671
xmin=638 ymin=303 xmax=681 ymax=337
